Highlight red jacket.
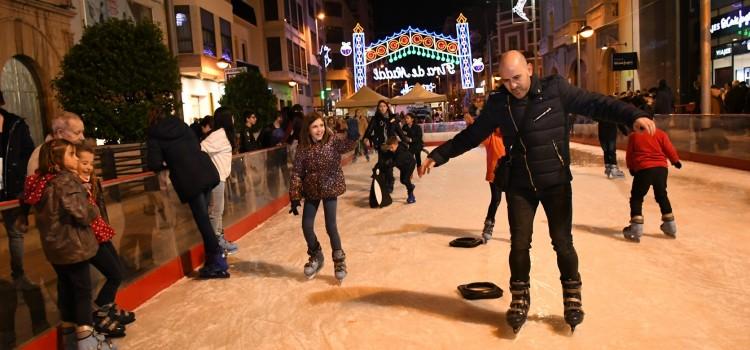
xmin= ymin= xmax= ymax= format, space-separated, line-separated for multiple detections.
xmin=626 ymin=128 xmax=680 ymax=172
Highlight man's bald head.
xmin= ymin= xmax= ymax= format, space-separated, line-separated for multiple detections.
xmin=499 ymin=50 xmax=534 ymax=99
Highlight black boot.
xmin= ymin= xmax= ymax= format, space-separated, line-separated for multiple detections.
xmin=506 ymin=280 xmax=530 ymax=334
xmin=562 ymin=279 xmax=585 ymax=332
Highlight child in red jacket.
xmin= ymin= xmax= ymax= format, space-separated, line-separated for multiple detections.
xmin=623 ymin=128 xmax=682 ymax=242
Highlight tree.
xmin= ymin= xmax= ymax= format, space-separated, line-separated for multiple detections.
xmin=219 ymin=70 xmax=278 ymax=131
xmin=53 ymin=19 xmax=179 ymax=143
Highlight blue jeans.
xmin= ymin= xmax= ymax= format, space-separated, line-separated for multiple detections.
xmin=188 ymin=190 xmax=221 ymax=256
xmin=302 ymin=198 xmax=342 ymax=254
xmin=208 ymin=181 xmax=226 ymax=235
xmin=2 ymin=208 xmax=24 ymax=279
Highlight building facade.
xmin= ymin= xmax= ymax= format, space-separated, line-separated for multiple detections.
xmin=0 ymin=0 xmax=77 ymax=145
xmin=539 ymin=0 xmax=697 ymax=102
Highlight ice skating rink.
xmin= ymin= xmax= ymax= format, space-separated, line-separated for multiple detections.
xmin=117 ymin=143 xmax=750 ymax=350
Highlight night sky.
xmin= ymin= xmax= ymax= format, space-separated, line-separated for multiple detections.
xmin=371 ymin=0 xmax=464 ymax=38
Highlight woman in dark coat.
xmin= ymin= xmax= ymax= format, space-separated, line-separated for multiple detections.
xmin=146 ymin=106 xmax=228 ymax=279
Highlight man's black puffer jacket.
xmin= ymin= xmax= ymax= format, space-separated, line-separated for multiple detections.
xmin=430 ymin=75 xmax=648 ymax=191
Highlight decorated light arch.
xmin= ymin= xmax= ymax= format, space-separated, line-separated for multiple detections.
xmin=347 ymin=13 xmax=478 ymax=92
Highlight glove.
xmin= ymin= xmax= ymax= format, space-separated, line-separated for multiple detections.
xmin=674 ymin=161 xmax=682 ymax=169
xmin=289 ymin=200 xmax=300 ymax=215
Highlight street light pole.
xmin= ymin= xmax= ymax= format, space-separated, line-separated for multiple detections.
xmin=315 ymin=13 xmax=326 ymax=113
xmin=576 ymin=25 xmax=593 ymax=88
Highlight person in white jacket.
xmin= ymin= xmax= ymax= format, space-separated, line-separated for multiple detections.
xmin=201 ymin=107 xmax=238 ymax=255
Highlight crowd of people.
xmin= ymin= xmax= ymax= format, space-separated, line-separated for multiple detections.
xmin=0 ymin=49 xmax=694 ymax=349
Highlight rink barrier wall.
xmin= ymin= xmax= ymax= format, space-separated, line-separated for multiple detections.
xmin=20 ymin=151 xmax=354 ymax=350
xmin=570 ymin=136 xmax=750 ymax=171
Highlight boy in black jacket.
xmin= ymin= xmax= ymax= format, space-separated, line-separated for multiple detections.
xmin=378 ymin=137 xmax=416 ymax=203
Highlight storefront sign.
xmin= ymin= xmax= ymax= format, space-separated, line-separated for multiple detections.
xmin=712 ymin=43 xmax=733 ymax=59
xmin=224 ymin=67 xmax=247 ymax=81
xmin=612 ymin=52 xmax=638 ymax=71
xmin=373 ymin=63 xmax=456 ymax=80
xmin=710 ymin=7 xmax=750 ymax=37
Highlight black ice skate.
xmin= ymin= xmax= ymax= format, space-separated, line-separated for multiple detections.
xmin=562 ymin=279 xmax=585 ymax=332
xmin=506 ymin=281 xmax=530 ymax=334
xmin=332 ymin=249 xmax=347 ymax=284
xmin=304 ymin=247 xmax=324 ymax=279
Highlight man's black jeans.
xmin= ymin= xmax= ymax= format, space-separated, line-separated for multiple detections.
xmin=506 ymin=183 xmax=580 ymax=282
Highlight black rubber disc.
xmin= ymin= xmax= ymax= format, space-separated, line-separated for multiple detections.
xmin=457 ymin=282 xmax=504 ymax=300
xmin=449 ymin=237 xmax=484 ymax=248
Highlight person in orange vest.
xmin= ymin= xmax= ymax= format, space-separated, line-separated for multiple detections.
xmin=464 ymin=96 xmax=506 ymax=242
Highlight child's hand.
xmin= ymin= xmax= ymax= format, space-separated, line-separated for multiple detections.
xmin=674 ymin=161 xmax=682 ymax=169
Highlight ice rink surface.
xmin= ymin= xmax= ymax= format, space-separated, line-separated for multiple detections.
xmin=117 ymin=143 xmax=750 ymax=350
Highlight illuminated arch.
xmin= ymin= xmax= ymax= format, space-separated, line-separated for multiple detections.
xmin=351 ymin=13 xmax=475 ymax=91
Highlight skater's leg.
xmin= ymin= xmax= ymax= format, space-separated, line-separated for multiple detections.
xmin=539 ymin=183 xmax=578 ymax=281
xmin=651 ymin=167 xmax=673 ymax=215
xmin=89 ymin=242 xmax=123 ymax=308
xmin=412 ymin=149 xmax=422 ymax=168
xmin=302 ymin=199 xmax=324 ymax=278
xmin=322 ymin=198 xmax=346 ymax=281
xmin=321 ymin=198 xmax=341 ymax=251
xmin=506 ymin=187 xmax=538 ymax=282
xmin=302 ymin=199 xmax=322 ymax=253
xmin=629 ymin=170 xmax=652 ymax=218
xmin=598 ymin=122 xmax=618 ymax=166
xmin=486 ymin=182 xmax=502 ymax=221
xmin=482 ymin=182 xmax=502 ymax=242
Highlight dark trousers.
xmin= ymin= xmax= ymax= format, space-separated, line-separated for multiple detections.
xmin=397 ymin=162 xmax=416 ymax=193
xmin=1 ymin=208 xmax=24 ymax=279
xmin=598 ymin=122 xmax=618 ymax=165
xmin=188 ymin=190 xmax=221 ymax=256
xmin=506 ymin=183 xmax=580 ymax=282
xmin=51 ymin=261 xmax=93 ymax=326
xmin=630 ymin=167 xmax=672 ymax=217
xmin=376 ymin=149 xmax=395 ymax=191
xmin=89 ymin=241 xmax=123 ymax=307
xmin=302 ymin=198 xmax=342 ymax=254
xmin=486 ymin=182 xmax=502 ymax=221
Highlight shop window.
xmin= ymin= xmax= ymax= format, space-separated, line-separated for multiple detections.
xmin=242 ymin=42 xmax=247 ymax=62
xmin=267 ymin=37 xmax=282 ymax=71
xmin=175 ymin=6 xmax=193 ymax=54
xmin=301 ymin=47 xmax=307 ymax=76
xmin=201 ymin=8 xmax=216 ymax=57
xmin=264 ymin=0 xmax=278 ymax=20
xmin=220 ymin=18 xmax=233 ymax=61
xmin=308 ymin=0 xmax=314 ymax=17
